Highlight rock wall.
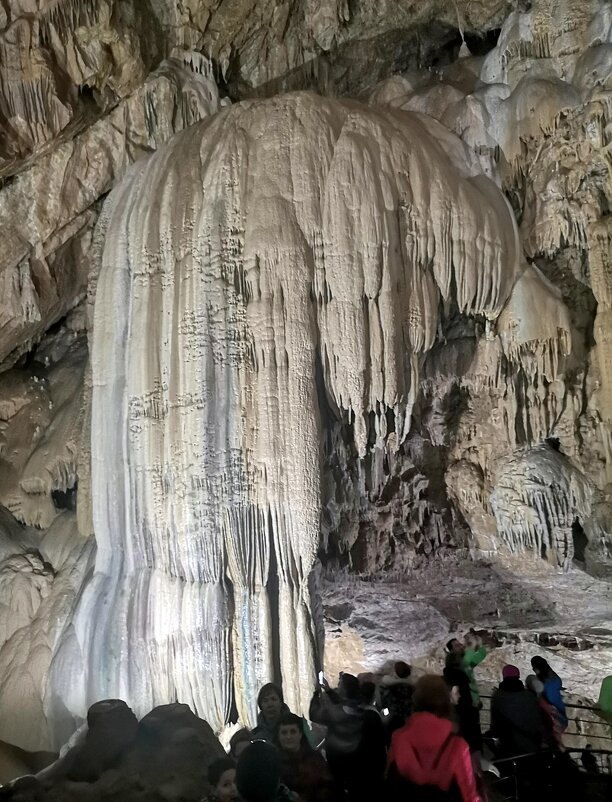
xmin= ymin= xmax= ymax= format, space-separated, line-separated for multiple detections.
xmin=321 ymin=0 xmax=612 ymax=576
xmin=0 ymin=0 xmax=610 ymax=753
xmin=0 ymin=41 xmax=226 ymax=750
xmin=0 ymin=0 xmax=513 ymax=176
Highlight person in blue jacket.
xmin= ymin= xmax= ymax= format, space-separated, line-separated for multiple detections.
xmin=530 ymin=656 xmax=568 ymax=741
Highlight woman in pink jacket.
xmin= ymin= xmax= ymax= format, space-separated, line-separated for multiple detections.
xmin=386 ymin=675 xmax=482 ymax=802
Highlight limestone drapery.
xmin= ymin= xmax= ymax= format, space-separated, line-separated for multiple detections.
xmin=48 ymin=93 xmax=520 ymax=735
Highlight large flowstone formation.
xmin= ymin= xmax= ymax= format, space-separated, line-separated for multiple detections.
xmin=0 ymin=0 xmax=611 ymax=760
xmin=43 ymin=93 xmax=520 ymax=740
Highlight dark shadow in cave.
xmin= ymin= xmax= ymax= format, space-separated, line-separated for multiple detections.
xmin=572 ymin=519 xmax=588 ymax=564
xmin=226 ymin=20 xmax=502 ymax=102
xmin=430 ymin=27 xmax=501 ymax=65
xmin=314 ymin=344 xmax=341 ymax=432
xmin=225 ymin=24 xmax=463 ymax=100
xmin=415 ymin=303 xmax=479 ymax=545
xmin=313 ymin=342 xmax=355 ymax=570
xmin=266 ymin=508 xmax=282 ymax=689
xmin=52 ymin=483 xmax=78 ymax=512
xmin=465 ymin=28 xmax=502 ymax=56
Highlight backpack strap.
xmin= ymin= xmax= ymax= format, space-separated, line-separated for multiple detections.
xmin=432 ymin=731 xmax=456 ymax=771
xmin=410 ymin=731 xmax=456 ymax=773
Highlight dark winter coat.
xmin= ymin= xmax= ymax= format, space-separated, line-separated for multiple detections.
xmin=491 ymin=678 xmax=548 ymax=757
xmin=279 ymin=745 xmax=339 ymax=802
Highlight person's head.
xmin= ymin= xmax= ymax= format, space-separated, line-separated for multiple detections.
xmin=236 ymin=741 xmax=281 ymax=802
xmin=395 ymin=661 xmax=411 ymax=679
xmin=277 ymin=712 xmax=305 ymax=754
xmin=208 ymin=758 xmax=238 ymax=802
xmin=502 ymin=665 xmax=520 ymax=681
xmin=531 ymin=656 xmax=552 ymax=680
xmin=339 ymin=672 xmax=361 ymax=702
xmin=257 ymin=683 xmax=284 ymax=723
xmin=446 ymin=638 xmax=465 ymax=656
xmin=443 ymin=666 xmax=470 ymax=706
xmin=413 ymin=675 xmax=453 ymax=721
xmin=229 ymin=728 xmax=251 ymax=760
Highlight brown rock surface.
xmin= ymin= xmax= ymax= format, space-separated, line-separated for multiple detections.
xmin=0 ymin=701 xmax=224 ymax=799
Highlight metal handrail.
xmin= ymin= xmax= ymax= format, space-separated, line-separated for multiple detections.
xmin=492 ymin=747 xmax=612 ymax=765
xmin=480 ymin=694 xmax=607 ymax=712
xmin=478 ymin=693 xmax=612 ymax=751
xmin=481 ymin=697 xmax=610 ymax=717
xmin=485 ymin=750 xmax=612 ymax=802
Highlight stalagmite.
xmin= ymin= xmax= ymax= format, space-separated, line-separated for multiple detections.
xmin=0 ymin=510 xmax=92 ymax=752
xmin=497 ymin=263 xmax=572 ymax=377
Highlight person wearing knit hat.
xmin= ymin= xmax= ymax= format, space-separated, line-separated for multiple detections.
xmin=236 ymin=741 xmax=298 ymax=802
xmin=490 ymin=665 xmax=548 ymax=757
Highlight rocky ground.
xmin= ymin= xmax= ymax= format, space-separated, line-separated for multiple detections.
xmin=323 ymin=553 xmax=612 ymax=701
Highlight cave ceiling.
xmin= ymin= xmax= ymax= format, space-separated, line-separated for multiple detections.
xmin=0 ymin=0 xmax=514 ymax=177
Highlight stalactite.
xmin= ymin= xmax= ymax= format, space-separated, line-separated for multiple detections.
xmin=491 ymin=443 xmax=593 ymax=570
xmin=0 ymin=54 xmax=221 ymax=366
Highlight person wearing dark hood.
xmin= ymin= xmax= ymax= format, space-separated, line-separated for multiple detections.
xmin=490 ymin=665 xmax=548 ymax=757
xmin=310 ymin=672 xmax=386 ymax=802
xmin=236 ymin=741 xmax=298 ymax=802
xmin=252 ymin=683 xmax=311 ymax=746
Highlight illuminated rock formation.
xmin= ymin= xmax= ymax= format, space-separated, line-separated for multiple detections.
xmin=45 ymin=92 xmax=519 ymax=740
xmin=0 ymin=0 xmax=610 ymax=757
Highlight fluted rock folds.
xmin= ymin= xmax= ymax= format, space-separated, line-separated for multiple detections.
xmin=57 ymin=93 xmax=521 ymax=737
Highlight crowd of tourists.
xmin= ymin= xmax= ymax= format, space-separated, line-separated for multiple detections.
xmin=202 ymin=630 xmax=609 ymax=802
